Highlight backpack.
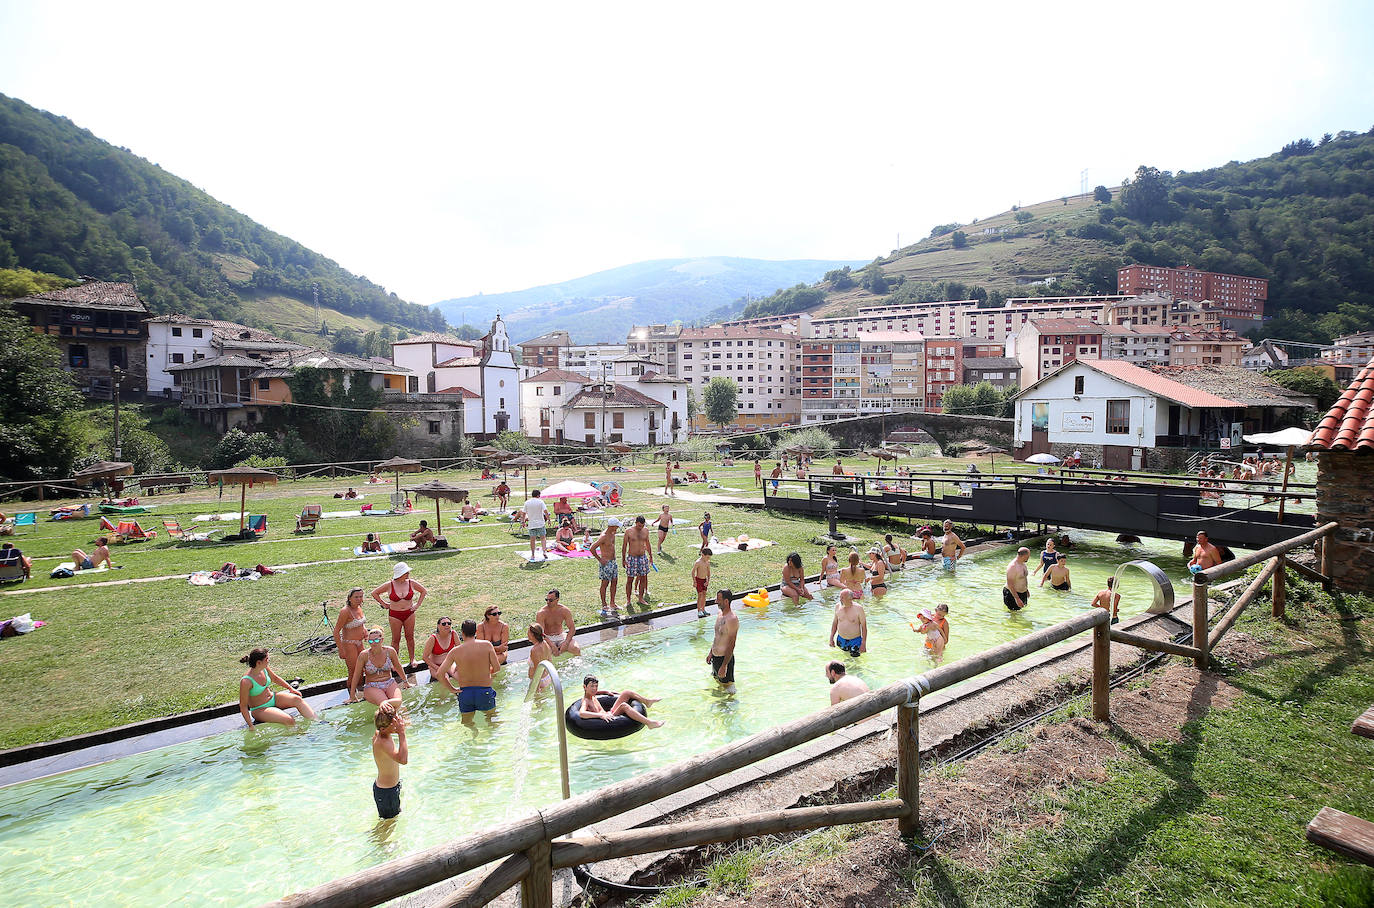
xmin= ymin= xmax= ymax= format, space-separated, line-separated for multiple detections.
xmin=50 ymin=566 xmax=74 ymax=579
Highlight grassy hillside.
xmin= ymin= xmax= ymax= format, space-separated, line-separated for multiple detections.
xmin=0 ymin=93 xmax=447 ymax=335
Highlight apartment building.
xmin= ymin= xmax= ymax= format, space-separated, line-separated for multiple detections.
xmin=1324 ymin=331 xmax=1374 ymax=366
xmin=1008 ymin=319 xmax=1105 ymax=387
xmin=1103 ymin=324 xmax=1174 ymax=366
xmin=1168 ymin=330 xmax=1245 ymax=367
xmin=145 ymin=315 xmax=305 ymax=397
xmin=800 ymin=332 xmax=924 ymax=422
xmin=679 ymin=325 xmax=800 ymax=431
xmin=1117 ymin=264 xmax=1267 ymax=319
xmin=625 ymin=324 xmax=683 ymax=376
xmin=812 ymin=300 xmax=976 ymax=339
xmin=514 ymin=330 xmax=569 ymax=379
xmin=924 ymin=339 xmax=963 ymax=410
xmin=718 ymin=313 xmax=810 ymax=335
xmin=564 ymin=342 xmax=628 ymax=377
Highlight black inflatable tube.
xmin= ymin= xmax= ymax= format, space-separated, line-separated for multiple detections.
xmin=565 ymin=693 xmax=646 ymax=740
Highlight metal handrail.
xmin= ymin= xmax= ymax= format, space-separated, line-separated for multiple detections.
xmin=525 ymin=659 xmax=571 ymax=800
xmin=1111 ymin=559 xmax=1176 ymax=615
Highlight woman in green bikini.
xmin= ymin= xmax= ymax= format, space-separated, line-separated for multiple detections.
xmin=237 ymin=648 xmax=319 ymax=728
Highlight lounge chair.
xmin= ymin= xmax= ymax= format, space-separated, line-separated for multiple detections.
xmin=247 ymin=515 xmax=268 ymax=538
xmin=162 ymin=518 xmax=210 ymax=542
xmin=0 ymin=561 xmax=24 ymax=584
xmin=113 ymin=520 xmax=157 ymax=544
xmin=295 ymin=505 xmax=323 ymax=533
xmin=2 ymin=512 xmax=36 ymax=535
xmin=389 ymin=492 xmax=410 ymax=513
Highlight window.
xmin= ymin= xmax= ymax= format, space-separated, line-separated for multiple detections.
xmin=552 ymin=385 xmax=560 ymax=395
xmin=258 ymin=378 xmax=271 ymax=391
xmin=171 ymin=352 xmax=185 ymax=364
xmin=171 ymin=327 xmax=182 ymax=337
xmin=428 ymin=420 xmax=442 ymax=435
xmin=612 ymin=412 xmax=624 ymax=429
xmin=584 ymin=413 xmax=596 ymax=429
xmin=1073 ymin=375 xmax=1084 ymax=395
xmin=408 ymin=376 xmax=419 ymax=393
xmin=192 ymin=328 xmax=203 ymax=338
xmin=68 ymin=344 xmax=88 ymax=368
xmin=1106 ymin=399 xmax=1130 ymax=434
xmin=535 ymin=386 xmax=543 ymax=396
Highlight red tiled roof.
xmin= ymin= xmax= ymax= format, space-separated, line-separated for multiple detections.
xmin=1080 ymin=359 xmax=1240 ymax=408
xmin=393 ymin=332 xmax=472 ymax=346
xmin=565 ymin=384 xmax=662 ymax=409
xmin=525 ymin=369 xmax=589 ymax=383
xmin=1028 ymin=318 xmax=1105 ymax=332
xmin=679 ymin=325 xmax=798 ymax=342
xmin=435 ymin=386 xmax=482 ymax=399
xmin=1311 ymin=356 xmax=1374 ymax=451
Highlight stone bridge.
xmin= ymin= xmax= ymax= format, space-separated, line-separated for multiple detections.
xmin=727 ymin=410 xmax=1012 ymax=452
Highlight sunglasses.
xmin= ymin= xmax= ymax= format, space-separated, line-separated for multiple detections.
xmin=489 ymin=610 xmax=502 ymax=616
xmin=439 ymin=621 xmax=452 ymax=626
xmin=367 ymin=638 xmax=382 ymax=644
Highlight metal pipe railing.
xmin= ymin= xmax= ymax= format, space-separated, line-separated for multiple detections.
xmin=525 ymin=660 xmax=571 ymax=801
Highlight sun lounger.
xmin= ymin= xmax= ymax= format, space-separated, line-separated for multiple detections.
xmin=162 ymin=518 xmax=211 ymax=542
xmin=0 ymin=559 xmax=25 ymax=584
xmin=112 ymin=520 xmax=157 ymax=544
xmin=247 ymin=515 xmax=267 ymax=538
xmin=295 ymin=505 xmax=323 ymax=533
xmin=0 ymin=512 xmax=37 ymax=536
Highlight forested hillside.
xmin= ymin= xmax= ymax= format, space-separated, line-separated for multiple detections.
xmin=736 ymin=130 xmax=1374 ymax=344
xmin=0 ymin=94 xmax=446 ymax=333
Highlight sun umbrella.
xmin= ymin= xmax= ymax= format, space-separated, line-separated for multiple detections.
xmin=404 ymin=480 xmax=470 ymax=535
xmin=71 ymin=461 xmax=135 ymax=488
xmin=867 ymin=449 xmax=897 ymax=460
xmin=206 ymin=467 xmax=279 ymax=531
xmin=607 ymin=442 xmax=631 ymax=453
xmin=1025 ymin=453 xmax=1062 ymax=465
xmin=884 ymin=444 xmax=911 ymax=455
xmin=504 ymin=454 xmax=551 ymax=499
xmin=374 ymin=455 xmax=423 ymax=493
xmin=542 ymin=479 xmax=603 ymax=499
xmin=1242 ymin=427 xmax=1313 ymax=523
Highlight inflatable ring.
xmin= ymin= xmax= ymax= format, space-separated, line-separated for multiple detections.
xmin=742 ymin=588 xmax=770 ymax=608
xmin=565 ymin=693 xmax=646 ymax=740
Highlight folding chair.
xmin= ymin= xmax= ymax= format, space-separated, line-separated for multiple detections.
xmin=0 ymin=561 xmax=24 ymax=584
xmin=295 ymin=505 xmax=323 ymax=533
xmin=162 ymin=518 xmax=209 ymax=542
xmin=247 ymin=515 xmax=268 ymax=538
xmin=13 ymin=512 xmax=36 ymax=533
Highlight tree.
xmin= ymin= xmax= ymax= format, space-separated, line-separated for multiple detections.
xmin=1074 ymin=256 xmax=1122 ymax=294
xmin=1121 ymin=165 xmax=1173 ymax=222
xmin=1266 ymin=367 xmax=1341 ymax=412
xmin=860 ymin=264 xmax=889 ymax=295
xmin=1091 ymin=185 xmax=1112 ymax=204
xmin=951 ymin=230 xmax=967 ymax=249
xmin=0 ymin=302 xmax=85 ymax=480
xmin=824 ymin=266 xmax=856 ymax=290
xmin=686 ymin=386 xmax=699 ymax=424
xmin=1014 ymin=210 xmax=1034 ymax=224
xmin=940 ymin=381 xmax=1009 ymax=417
xmin=702 ymin=377 xmax=739 ymax=432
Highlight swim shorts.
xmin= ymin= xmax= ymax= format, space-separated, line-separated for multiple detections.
xmin=709 ymin=654 xmax=735 ymax=684
xmin=458 ymin=686 xmax=497 ymax=714
xmin=835 ymin=634 xmax=863 ymax=656
xmin=918 ymin=552 xmax=934 ymax=560
xmin=1003 ymin=587 xmax=1028 ymax=611
xmin=626 ymin=554 xmax=650 ymax=577
xmin=1052 ymin=581 xmax=1071 ymax=591
xmin=546 ymin=632 xmax=566 ymax=649
xmin=529 ymin=526 xmax=546 ymax=539
xmin=599 ymin=559 xmax=618 ymax=581
xmin=694 ymin=575 xmax=708 ymax=593
xmin=373 ymin=780 xmax=402 ymax=819
xmin=942 ymin=556 xmax=956 ymax=570
xmin=80 ymin=557 xmax=95 ymax=570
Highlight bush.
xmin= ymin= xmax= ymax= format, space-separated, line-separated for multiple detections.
xmin=768 ymin=426 xmax=838 ymax=461
xmin=233 ymin=455 xmax=287 ymax=471
xmin=212 ymin=428 xmax=283 ymax=469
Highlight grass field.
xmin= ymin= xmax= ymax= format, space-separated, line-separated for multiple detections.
xmin=240 ymin=291 xmax=390 ymax=335
xmin=0 ymin=455 xmax=1000 ymax=750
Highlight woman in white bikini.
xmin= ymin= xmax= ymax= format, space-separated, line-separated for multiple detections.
xmin=349 ymin=627 xmax=410 ymax=706
xmin=821 ymin=544 xmax=844 ymax=589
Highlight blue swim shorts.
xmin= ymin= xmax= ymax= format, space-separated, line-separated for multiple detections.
xmin=458 ymin=686 xmax=497 ymax=714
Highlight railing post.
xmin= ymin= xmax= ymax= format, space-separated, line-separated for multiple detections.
xmin=896 ymin=700 xmax=920 ymax=837
xmin=520 ymin=839 xmax=552 ymax=908
xmin=1092 ymin=619 xmax=1111 ymax=722
xmin=1320 ymin=536 xmax=1332 ymax=579
xmin=1271 ymin=555 xmax=1286 ymax=619
xmin=1192 ymin=575 xmax=1210 ymax=670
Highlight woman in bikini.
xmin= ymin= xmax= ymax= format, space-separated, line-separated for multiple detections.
xmin=780 ymin=552 xmax=814 ymax=604
xmin=476 ymin=605 xmax=510 ymax=662
xmin=883 ymin=534 xmax=906 ymax=573
xmin=332 ymin=587 xmax=369 ymax=680
xmin=821 ymin=544 xmax=844 ymax=589
xmin=838 ymin=551 xmax=867 ymax=599
xmin=867 ymin=550 xmax=889 ymax=598
xmin=527 ymin=625 xmax=553 ymax=690
xmin=349 ymin=627 xmax=410 ymax=705
xmin=237 ymin=648 xmax=318 ymax=728
xmin=371 ymin=561 xmax=427 ymax=667
xmin=422 ymin=616 xmax=459 ymax=682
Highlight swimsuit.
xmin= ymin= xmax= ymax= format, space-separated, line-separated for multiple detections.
xmin=1052 ymin=581 xmax=1071 ymax=591
xmin=870 ymin=580 xmax=887 ymax=592
xmin=387 ymin=580 xmax=416 ymax=622
xmin=458 ymin=686 xmax=497 ymax=714
xmin=1039 ymin=551 xmax=1058 ymax=573
xmin=598 ymin=559 xmax=618 ymax=581
xmin=373 ymin=780 xmax=402 ymax=819
xmin=626 ymin=553 xmax=650 ymax=577
xmin=80 ymin=557 xmax=95 ymax=570
xmin=1003 ymin=587 xmax=1028 ymax=611
xmin=835 ymin=634 xmax=863 ymax=656
xmin=429 ymin=632 xmax=457 ymax=660
xmin=918 ymin=552 xmax=935 ymax=560
xmin=694 ymin=574 xmax=709 ymax=593
xmin=709 ymin=654 xmax=735 ymax=684
xmin=700 ymin=522 xmax=712 ymax=539
xmin=364 ymin=650 xmax=395 ymax=689
xmin=546 ymin=632 xmax=567 ymax=648
xmin=244 ymin=674 xmax=276 ymax=715
xmin=942 ymin=555 xmax=956 ymax=570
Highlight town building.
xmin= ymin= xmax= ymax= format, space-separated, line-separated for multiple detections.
xmin=518 ymin=361 xmax=687 ymax=446
xmin=11 ymin=280 xmax=148 ymax=397
xmin=1167 ymin=330 xmax=1245 ymax=367
xmin=513 ymin=330 xmax=569 ymax=379
xmin=678 ymin=325 xmax=801 ymax=431
xmin=144 ymin=315 xmax=306 ymax=397
xmin=1325 ymin=331 xmax=1374 ymax=366
xmin=961 ymin=356 xmax=1022 ymax=391
xmin=625 ymin=324 xmax=684 ymax=376
xmin=390 ymin=316 xmax=521 ymax=436
xmin=1241 ymin=339 xmax=1291 ymax=371
xmin=1006 ymin=319 xmax=1105 ymax=388
xmin=1310 ymin=355 xmax=1374 ymax=595
xmin=1103 ymin=324 xmax=1174 ymax=366
xmin=799 ymin=332 xmax=925 ymax=422
xmin=1116 ymin=264 xmax=1267 ymax=320
xmin=564 ymin=341 xmax=629 ymax=378
xmin=924 ymin=338 xmax=962 ymax=410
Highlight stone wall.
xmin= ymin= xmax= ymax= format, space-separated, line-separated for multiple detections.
xmin=385 ymin=398 xmax=465 ymax=456
xmin=1315 ymin=451 xmax=1374 ymax=595
xmin=735 ymin=410 xmax=1012 ymax=452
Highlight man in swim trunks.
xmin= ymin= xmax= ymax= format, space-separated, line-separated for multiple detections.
xmin=71 ymin=536 xmax=112 ymax=572
xmin=826 ymin=661 xmax=870 ymax=704
xmin=371 ymin=698 xmax=408 ymax=819
xmin=692 ymin=547 xmax=712 ymax=617
xmin=940 ymin=520 xmax=965 ymax=570
xmin=1188 ymin=530 xmax=1224 ymax=575
xmin=438 ymin=619 xmax=501 ymax=725
xmin=1091 ymin=577 xmax=1121 ymax=624
xmin=656 ymin=505 xmax=673 ymax=555
xmin=1040 ymin=553 xmax=1071 ymax=591
xmin=494 ymin=481 xmax=510 ymax=512
xmin=593 ymin=519 xmax=621 ymax=618
xmin=409 ymin=520 xmax=436 ymax=550
xmin=770 ymin=463 xmax=782 ymax=494
xmin=536 ymin=588 xmax=581 ymax=656
xmin=523 ymin=489 xmax=549 ymax=561
xmin=707 ymin=589 xmax=740 ymax=694
xmin=1004 ymin=547 xmax=1031 ymax=611
xmin=622 ymin=515 xmax=655 ymax=610
xmin=830 ymin=589 xmax=867 ymax=656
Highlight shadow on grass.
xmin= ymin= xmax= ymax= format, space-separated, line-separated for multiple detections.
xmin=1224 ymin=597 xmax=1369 ymax=708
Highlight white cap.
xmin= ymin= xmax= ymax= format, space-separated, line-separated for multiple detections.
xmin=606 ymin=517 xmax=621 ymax=527
xmin=392 ymin=561 xmax=411 ymax=579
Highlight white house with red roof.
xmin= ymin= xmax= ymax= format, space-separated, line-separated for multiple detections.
xmin=390 ymin=316 xmax=520 ymax=436
xmin=518 ymin=359 xmax=687 ymax=446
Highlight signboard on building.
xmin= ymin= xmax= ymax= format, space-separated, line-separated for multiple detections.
xmin=1062 ymin=411 xmax=1094 ymax=432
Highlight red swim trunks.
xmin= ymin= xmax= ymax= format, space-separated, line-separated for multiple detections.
xmin=694 ymin=575 xmax=708 ymax=593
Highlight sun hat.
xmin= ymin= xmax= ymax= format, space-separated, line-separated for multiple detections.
xmin=918 ymin=608 xmax=935 ymax=621
xmin=392 ymin=561 xmax=411 ymax=579
xmin=606 ymin=517 xmax=621 ymax=527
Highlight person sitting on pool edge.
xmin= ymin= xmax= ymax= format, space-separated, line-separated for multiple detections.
xmin=238 ymin=647 xmax=319 ymax=728
xmin=579 ymin=675 xmax=665 ymax=729
xmin=410 ymin=520 xmax=437 ymax=550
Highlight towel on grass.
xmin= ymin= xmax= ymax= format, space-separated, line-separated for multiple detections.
xmin=193 ymin=512 xmax=241 ymax=522
xmin=518 ymin=550 xmax=565 ymax=562
xmin=704 ymin=537 xmax=775 ymax=555
xmin=353 ymin=542 xmax=415 ymax=556
xmin=50 ymin=562 xmax=110 ymax=577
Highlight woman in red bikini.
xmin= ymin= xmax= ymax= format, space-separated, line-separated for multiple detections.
xmin=421 ymin=616 xmax=459 ymax=682
xmin=370 ymin=561 xmax=427 ymax=668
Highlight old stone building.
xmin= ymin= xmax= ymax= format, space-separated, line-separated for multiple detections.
xmin=1310 ymin=356 xmax=1374 ymax=595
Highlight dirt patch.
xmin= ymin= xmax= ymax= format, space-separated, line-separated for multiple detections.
xmin=714 ymin=634 xmax=1264 ymax=907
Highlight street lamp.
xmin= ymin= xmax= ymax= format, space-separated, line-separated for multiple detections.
xmin=112 ymin=366 xmax=125 ymax=460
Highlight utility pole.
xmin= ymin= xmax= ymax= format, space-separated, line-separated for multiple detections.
xmin=600 ymin=363 xmax=610 ymax=466
xmin=313 ymin=283 xmax=321 ymax=331
xmin=111 ymin=366 xmax=123 ymax=460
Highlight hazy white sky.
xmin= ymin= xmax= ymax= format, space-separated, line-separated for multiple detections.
xmin=2 ymin=1 xmax=1372 ymax=303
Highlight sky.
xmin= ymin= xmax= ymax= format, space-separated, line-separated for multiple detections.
xmin=2 ymin=1 xmax=1373 ymax=304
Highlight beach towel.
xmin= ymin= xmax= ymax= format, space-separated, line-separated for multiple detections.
xmin=518 ymin=550 xmax=565 ymax=562
xmin=353 ymin=542 xmax=415 ymax=556
xmin=705 ymin=538 xmax=776 ymax=555
xmin=193 ymin=511 xmax=241 ymax=523
xmin=50 ymin=562 xmax=111 ymax=577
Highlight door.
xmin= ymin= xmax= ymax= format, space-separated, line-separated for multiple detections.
xmin=1167 ymin=405 xmax=1181 ymax=438
xmin=1102 ymin=445 xmax=1131 ymax=469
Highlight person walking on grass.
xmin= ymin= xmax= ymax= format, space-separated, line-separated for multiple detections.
xmin=665 ymin=460 xmax=675 ymax=497
xmin=656 ymin=504 xmax=673 ymax=554
xmin=523 ymin=489 xmax=549 ymax=561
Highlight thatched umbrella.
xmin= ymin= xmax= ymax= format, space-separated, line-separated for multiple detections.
xmin=404 ymin=480 xmax=470 ymax=535
xmin=375 ymin=455 xmax=423 ymax=493
xmin=885 ymin=444 xmax=911 ymax=455
xmin=206 ymin=467 xmax=279 ymax=532
xmin=72 ymin=461 xmax=135 ymax=490
xmin=656 ymin=445 xmax=686 ymax=462
xmin=504 ymin=454 xmax=551 ymax=499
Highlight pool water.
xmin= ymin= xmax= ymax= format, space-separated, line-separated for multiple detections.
xmin=0 ymin=532 xmax=1193 ymax=906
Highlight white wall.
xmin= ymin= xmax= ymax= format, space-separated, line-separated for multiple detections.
xmin=1014 ymin=365 xmax=1158 ymax=448
xmin=146 ymin=321 xmax=215 ymax=396
xmin=629 ymin=380 xmax=688 ymax=443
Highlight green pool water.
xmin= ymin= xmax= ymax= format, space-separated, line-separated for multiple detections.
xmin=0 ymin=532 xmax=1194 ymax=906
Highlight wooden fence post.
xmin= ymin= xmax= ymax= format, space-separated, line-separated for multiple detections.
xmin=896 ymin=701 xmax=920 ymax=837
xmin=1272 ymin=555 xmax=1286 ymax=619
xmin=1092 ymin=621 xmax=1111 ymax=722
xmin=1192 ymin=576 xmax=1210 ymax=670
xmin=520 ymin=839 xmax=552 ymax=908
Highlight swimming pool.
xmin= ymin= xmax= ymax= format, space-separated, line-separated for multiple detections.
xmin=0 ymin=532 xmax=1193 ymax=905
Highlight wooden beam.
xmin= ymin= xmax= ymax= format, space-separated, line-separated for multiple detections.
xmin=520 ymin=840 xmax=552 ymax=908
xmin=549 ymin=800 xmax=908 ymax=869
xmin=1092 ymin=622 xmax=1111 ymax=723
xmin=1108 ymin=628 xmax=1203 ymax=660
xmin=1307 ymin=807 xmax=1374 ymax=866
xmin=1209 ymin=557 xmax=1282 ymax=650
xmin=1196 ymin=522 xmax=1338 ymax=583
xmin=430 ymin=855 xmax=530 ymax=908
xmin=1287 ymin=558 xmax=1332 ymax=590
xmin=896 ymin=704 xmax=920 ymax=836
xmin=1271 ymin=554 xmax=1287 ymax=618
xmin=1192 ymin=576 xmax=1210 ymax=670
xmin=1353 ymin=706 xmax=1374 ymax=740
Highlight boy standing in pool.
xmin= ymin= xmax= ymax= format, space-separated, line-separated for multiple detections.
xmin=939 ymin=520 xmax=965 ymax=570
xmin=707 ymin=589 xmax=739 ymax=694
xmin=1091 ymin=577 xmax=1121 ymax=624
xmin=371 ymin=698 xmax=408 ymax=820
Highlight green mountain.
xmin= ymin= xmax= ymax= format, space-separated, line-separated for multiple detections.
xmin=743 ymin=130 xmax=1374 ymax=345
xmin=0 ymin=93 xmax=446 ymax=335
xmin=433 ymin=256 xmax=862 ymax=343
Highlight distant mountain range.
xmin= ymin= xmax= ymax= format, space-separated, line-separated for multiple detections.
xmin=432 ymin=257 xmax=861 ymax=343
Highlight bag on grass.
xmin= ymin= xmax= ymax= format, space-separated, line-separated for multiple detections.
xmin=50 ymin=567 xmax=73 ymax=579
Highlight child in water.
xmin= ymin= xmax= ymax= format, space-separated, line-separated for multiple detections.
xmin=913 ymin=603 xmax=950 ymax=660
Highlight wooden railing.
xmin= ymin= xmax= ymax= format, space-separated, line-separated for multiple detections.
xmin=270 ymin=609 xmax=1114 ymax=908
